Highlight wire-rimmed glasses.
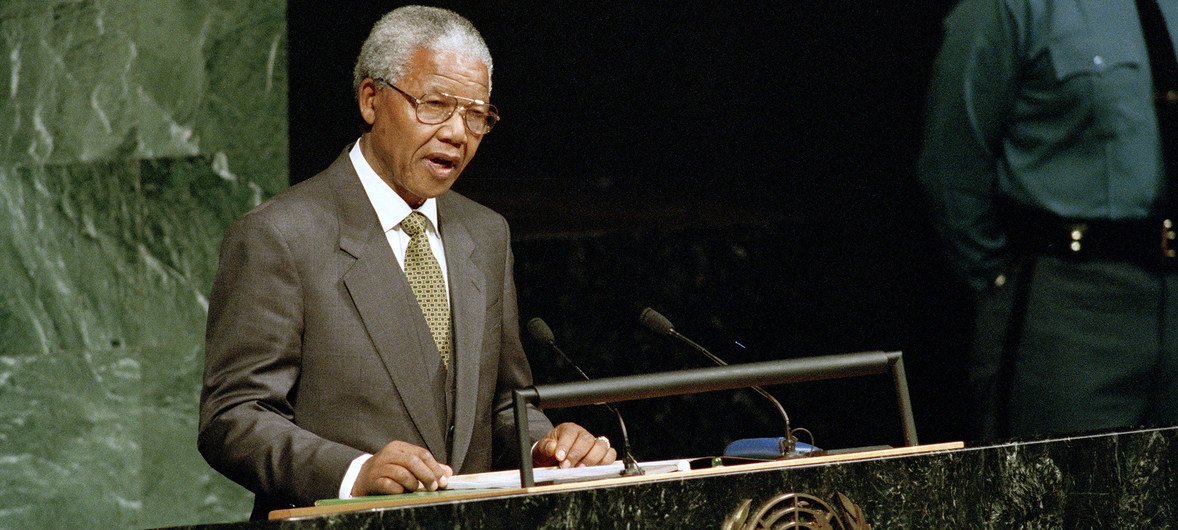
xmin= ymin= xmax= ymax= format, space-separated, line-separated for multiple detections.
xmin=375 ymin=78 xmax=500 ymax=135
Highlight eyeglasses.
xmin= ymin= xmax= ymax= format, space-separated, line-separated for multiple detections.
xmin=374 ymin=78 xmax=500 ymax=135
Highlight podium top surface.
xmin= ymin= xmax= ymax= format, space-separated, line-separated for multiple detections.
xmin=269 ymin=441 xmax=965 ymax=521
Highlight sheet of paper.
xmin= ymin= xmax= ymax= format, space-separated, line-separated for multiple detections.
xmin=445 ymin=458 xmax=691 ymax=490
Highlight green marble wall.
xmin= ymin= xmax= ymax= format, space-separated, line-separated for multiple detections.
xmin=0 ymin=1 xmax=286 ymax=527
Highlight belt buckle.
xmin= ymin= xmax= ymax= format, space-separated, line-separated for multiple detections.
xmin=1162 ymin=219 xmax=1177 ymax=259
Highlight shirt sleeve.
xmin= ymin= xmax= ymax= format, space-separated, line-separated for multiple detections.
xmin=918 ymin=0 xmax=1025 ymax=291
xmin=338 ymin=454 xmax=372 ymax=499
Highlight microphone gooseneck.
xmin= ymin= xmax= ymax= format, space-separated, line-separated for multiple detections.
xmin=527 ymin=318 xmax=644 ymax=476
xmin=638 ymin=308 xmax=802 ymax=458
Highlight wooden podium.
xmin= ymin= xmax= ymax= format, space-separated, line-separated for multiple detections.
xmin=270 ymin=442 xmax=963 ymax=523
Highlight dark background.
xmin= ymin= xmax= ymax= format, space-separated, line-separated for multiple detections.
xmin=287 ymin=2 xmax=975 ymax=459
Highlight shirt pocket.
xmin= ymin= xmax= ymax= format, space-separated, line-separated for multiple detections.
xmin=1048 ymin=40 xmax=1143 ymax=138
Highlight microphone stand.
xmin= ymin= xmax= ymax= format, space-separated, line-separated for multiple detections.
xmin=640 ymin=308 xmax=804 ymax=458
xmin=671 ymin=329 xmax=800 ymax=458
xmin=529 ymin=318 xmax=644 ymax=476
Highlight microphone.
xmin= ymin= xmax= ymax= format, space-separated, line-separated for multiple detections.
xmin=527 ymin=317 xmax=644 ymax=476
xmin=639 ymin=307 xmax=808 ymax=458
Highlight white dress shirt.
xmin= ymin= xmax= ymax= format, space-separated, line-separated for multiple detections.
xmin=338 ymin=138 xmax=453 ymax=498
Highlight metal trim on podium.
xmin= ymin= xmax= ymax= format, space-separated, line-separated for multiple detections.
xmin=513 ymin=350 xmax=917 ymax=487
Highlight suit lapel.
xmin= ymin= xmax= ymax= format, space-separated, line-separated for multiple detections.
xmin=439 ymin=194 xmax=486 ymax=472
xmin=333 ymin=152 xmax=448 ymax=458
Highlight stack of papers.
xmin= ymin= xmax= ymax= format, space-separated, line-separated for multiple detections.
xmin=446 ymin=458 xmax=692 ymax=490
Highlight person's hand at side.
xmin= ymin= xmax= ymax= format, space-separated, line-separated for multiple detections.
xmin=351 ymin=441 xmax=453 ymax=496
xmin=532 ymin=422 xmax=618 ymax=469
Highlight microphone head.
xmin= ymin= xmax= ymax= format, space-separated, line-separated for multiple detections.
xmin=638 ymin=307 xmax=676 ymax=336
xmin=527 ymin=317 xmax=556 ymax=344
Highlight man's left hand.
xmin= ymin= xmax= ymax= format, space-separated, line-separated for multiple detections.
xmin=533 ymin=422 xmax=618 ymax=469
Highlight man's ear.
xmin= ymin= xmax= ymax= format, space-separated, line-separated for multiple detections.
xmin=357 ymin=78 xmax=379 ymax=126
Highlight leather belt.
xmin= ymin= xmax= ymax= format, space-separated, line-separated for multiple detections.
xmin=1003 ymin=204 xmax=1178 ymax=269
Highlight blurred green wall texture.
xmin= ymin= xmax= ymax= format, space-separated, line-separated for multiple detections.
xmin=0 ymin=0 xmax=287 ymax=526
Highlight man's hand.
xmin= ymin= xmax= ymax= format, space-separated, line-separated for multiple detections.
xmin=351 ymin=441 xmax=453 ymax=496
xmin=532 ymin=422 xmax=618 ymax=469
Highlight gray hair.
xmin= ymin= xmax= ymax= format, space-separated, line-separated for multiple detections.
xmin=353 ymin=6 xmax=493 ymax=95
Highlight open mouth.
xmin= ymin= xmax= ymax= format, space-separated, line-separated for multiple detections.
xmin=425 ymin=154 xmax=459 ymax=177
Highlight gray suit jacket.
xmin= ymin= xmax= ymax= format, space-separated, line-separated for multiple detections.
xmin=198 ymin=149 xmax=552 ymax=516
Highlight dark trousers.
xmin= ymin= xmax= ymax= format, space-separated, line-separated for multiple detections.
xmin=971 ymin=256 xmax=1178 ymax=439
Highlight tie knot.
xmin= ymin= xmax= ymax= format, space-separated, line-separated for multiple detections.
xmin=401 ymin=211 xmax=428 ymax=238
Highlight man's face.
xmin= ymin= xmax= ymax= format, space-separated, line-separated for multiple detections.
xmin=358 ymin=48 xmax=489 ymax=208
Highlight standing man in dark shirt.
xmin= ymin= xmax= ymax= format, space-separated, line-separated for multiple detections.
xmin=921 ymin=0 xmax=1178 ymax=439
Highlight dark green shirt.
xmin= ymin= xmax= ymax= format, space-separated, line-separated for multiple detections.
xmin=919 ymin=0 xmax=1178 ymax=290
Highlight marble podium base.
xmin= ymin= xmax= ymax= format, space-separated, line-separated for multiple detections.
xmin=178 ymin=426 xmax=1178 ymax=528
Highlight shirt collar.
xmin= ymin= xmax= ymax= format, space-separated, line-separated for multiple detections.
xmin=349 ymin=139 xmax=440 ymax=234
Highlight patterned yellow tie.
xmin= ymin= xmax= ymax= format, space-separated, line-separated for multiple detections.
xmin=400 ymin=211 xmax=452 ymax=370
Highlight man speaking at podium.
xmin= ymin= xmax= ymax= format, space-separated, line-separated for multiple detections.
xmin=198 ymin=6 xmax=615 ymax=519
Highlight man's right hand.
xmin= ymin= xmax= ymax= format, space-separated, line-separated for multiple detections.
xmin=351 ymin=441 xmax=453 ymax=496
